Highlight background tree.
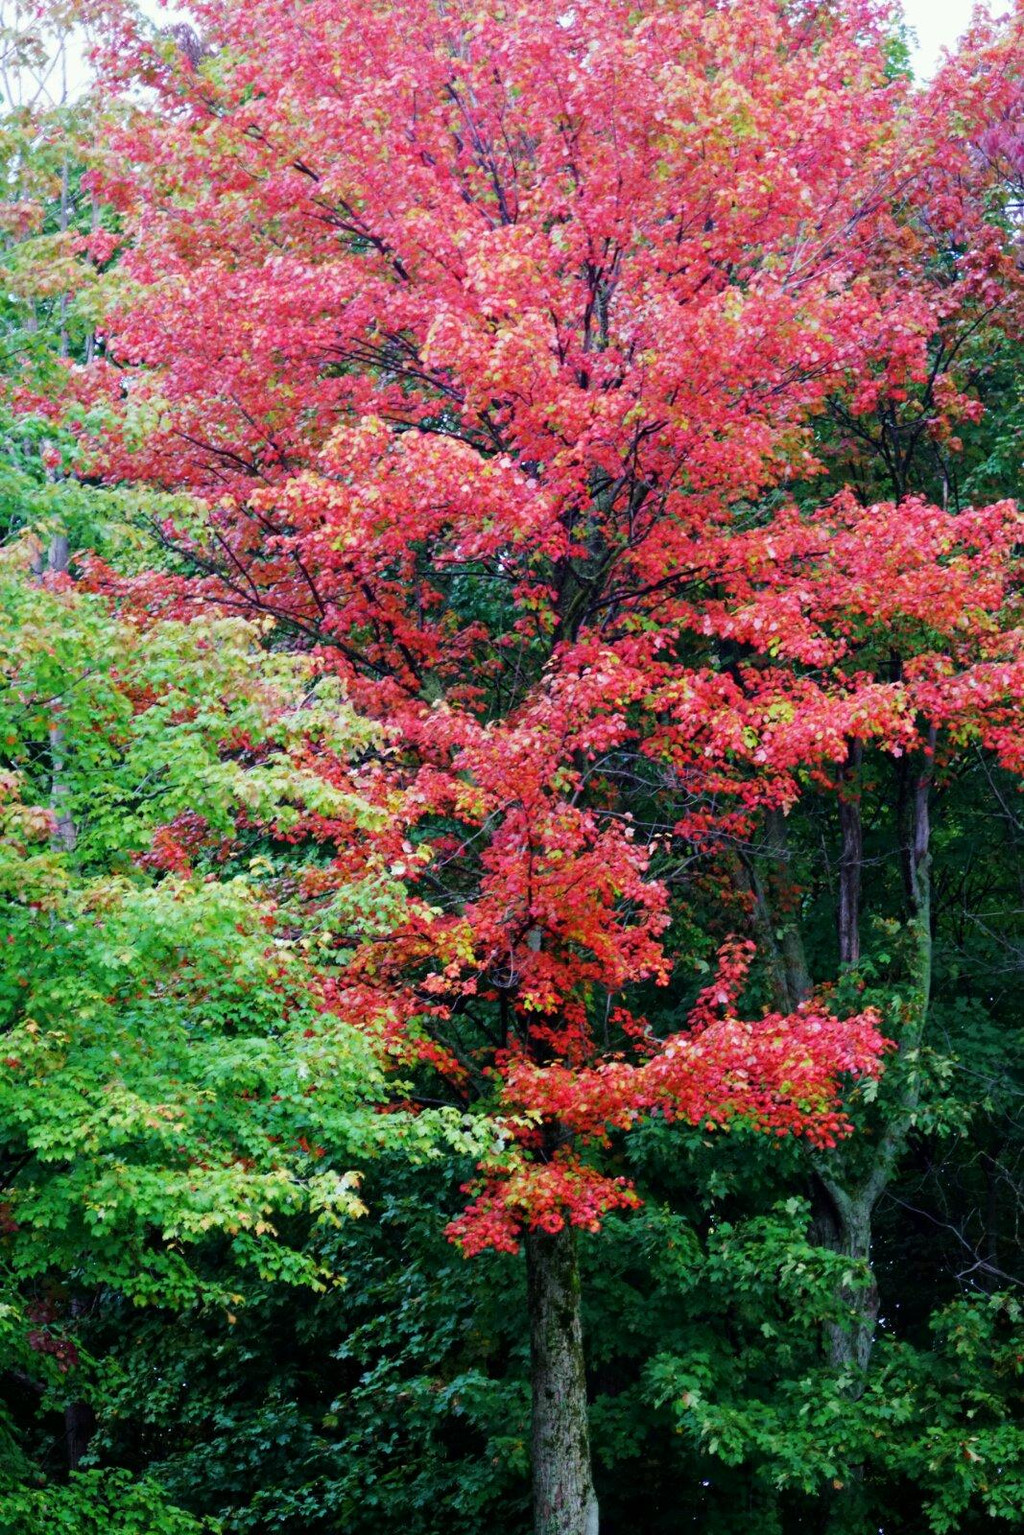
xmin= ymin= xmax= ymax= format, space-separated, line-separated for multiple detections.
xmin=0 ymin=530 xmax=491 ymax=1526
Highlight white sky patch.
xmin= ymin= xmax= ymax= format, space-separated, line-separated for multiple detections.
xmin=901 ymin=0 xmax=1008 ymax=78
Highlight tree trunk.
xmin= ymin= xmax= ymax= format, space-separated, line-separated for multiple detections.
xmin=837 ymin=740 xmax=863 ymax=968
xmin=763 ymin=808 xmax=812 ymax=1006
xmin=31 ymin=533 xmax=77 ymax=852
xmin=813 ymin=729 xmax=937 ymax=1535
xmin=731 ymin=808 xmax=811 ymax=1013
xmin=64 ymin=1399 xmax=94 ymax=1472
xmin=525 ymin=1225 xmax=599 ymax=1535
xmin=810 ymin=1180 xmax=879 ymax=1384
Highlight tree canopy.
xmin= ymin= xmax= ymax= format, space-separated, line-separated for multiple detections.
xmin=2 ymin=1 xmax=1024 ymax=1531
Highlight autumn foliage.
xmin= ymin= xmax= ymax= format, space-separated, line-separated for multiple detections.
xmin=34 ymin=0 xmax=1024 ymax=1257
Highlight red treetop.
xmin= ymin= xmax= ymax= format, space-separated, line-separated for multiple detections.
xmin=53 ymin=0 xmax=1024 ymax=1247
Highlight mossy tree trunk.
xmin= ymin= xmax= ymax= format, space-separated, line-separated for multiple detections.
xmin=525 ymin=1224 xmax=599 ymax=1535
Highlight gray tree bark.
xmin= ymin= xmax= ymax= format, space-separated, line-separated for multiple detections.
xmin=837 ymin=740 xmax=863 ymax=968
xmin=31 ymin=532 xmax=77 ymax=852
xmin=817 ymin=737 xmax=934 ymax=1383
xmin=732 ymin=807 xmax=812 ymax=1013
xmin=763 ymin=807 xmax=813 ymax=1006
xmin=525 ymin=1225 xmax=599 ymax=1535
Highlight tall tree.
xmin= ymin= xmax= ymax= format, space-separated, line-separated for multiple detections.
xmin=38 ymin=0 xmax=1024 ymax=1526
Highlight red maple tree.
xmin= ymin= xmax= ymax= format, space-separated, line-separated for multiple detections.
xmin=45 ymin=1 xmax=1024 ymax=1527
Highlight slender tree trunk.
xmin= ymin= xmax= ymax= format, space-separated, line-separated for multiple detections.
xmin=84 ymin=192 xmax=99 ymax=365
xmin=837 ymin=740 xmax=863 ymax=968
xmin=816 ymin=730 xmax=936 ymax=1532
xmin=763 ymin=808 xmax=812 ymax=1005
xmin=62 ymin=1291 xmax=94 ymax=1472
xmin=64 ymin=1399 xmax=94 ymax=1472
xmin=815 ymin=801 xmax=933 ymax=1374
xmin=46 ymin=535 xmax=76 ymax=854
xmin=525 ymin=1225 xmax=599 ymax=1535
xmin=730 ymin=850 xmax=793 ymax=1012
xmin=31 ymin=533 xmax=77 ymax=852
xmin=731 ymin=808 xmax=811 ymax=1013
xmin=59 ymin=155 xmax=70 ymax=360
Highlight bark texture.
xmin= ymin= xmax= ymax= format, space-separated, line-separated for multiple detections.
xmin=811 ymin=1180 xmax=880 ymax=1382
xmin=815 ymin=731 xmax=935 ymax=1420
xmin=64 ymin=1399 xmax=94 ymax=1471
xmin=763 ymin=808 xmax=813 ymax=1006
xmin=837 ymin=740 xmax=863 ymax=967
xmin=525 ymin=1225 xmax=599 ymax=1535
xmin=732 ymin=808 xmax=811 ymax=1013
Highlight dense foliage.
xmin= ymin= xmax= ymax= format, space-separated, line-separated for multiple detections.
xmin=2 ymin=0 xmax=1024 ymax=1531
